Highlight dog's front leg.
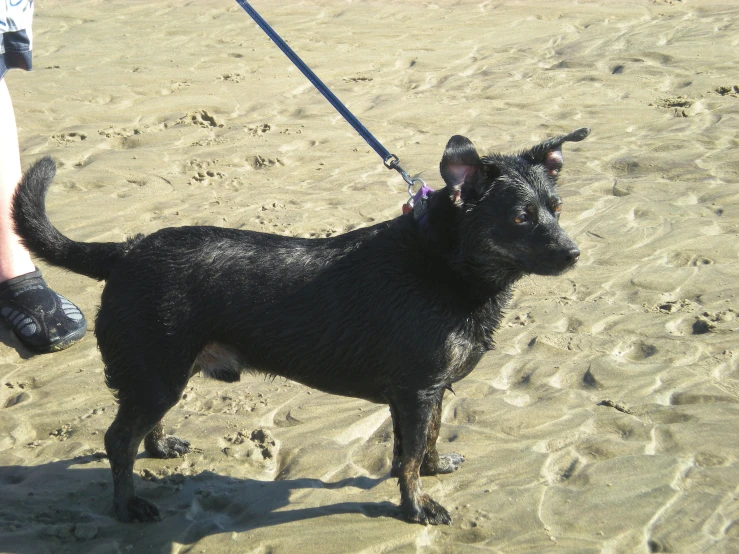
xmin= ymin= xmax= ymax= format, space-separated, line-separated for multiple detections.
xmin=390 ymin=389 xmax=452 ymax=525
xmin=420 ymin=391 xmax=465 ymax=476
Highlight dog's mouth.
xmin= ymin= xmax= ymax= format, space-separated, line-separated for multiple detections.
xmin=532 ymin=263 xmax=577 ymax=276
xmin=512 ymin=242 xmax=580 ymax=276
xmin=513 ymin=256 xmax=578 ymax=277
xmin=461 ymin=247 xmax=578 ymax=282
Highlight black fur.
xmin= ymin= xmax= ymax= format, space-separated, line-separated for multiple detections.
xmin=12 ymin=128 xmax=589 ymax=525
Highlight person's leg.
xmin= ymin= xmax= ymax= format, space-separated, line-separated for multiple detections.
xmin=0 ymin=77 xmax=87 ymax=353
xmin=0 ymin=77 xmax=35 ymax=281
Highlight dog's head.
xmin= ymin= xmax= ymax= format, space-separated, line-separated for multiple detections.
xmin=436 ymin=128 xmax=589 ymax=283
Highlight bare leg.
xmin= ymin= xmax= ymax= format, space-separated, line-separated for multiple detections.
xmin=0 ymin=78 xmax=34 ymax=281
xmin=0 ymin=78 xmax=86 ymax=352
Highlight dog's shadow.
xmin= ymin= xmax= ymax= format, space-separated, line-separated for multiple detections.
xmin=0 ymin=453 xmax=399 ymax=553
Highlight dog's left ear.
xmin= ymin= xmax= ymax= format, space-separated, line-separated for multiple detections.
xmin=523 ymin=127 xmax=590 ymax=177
xmin=440 ymin=135 xmax=495 ymax=205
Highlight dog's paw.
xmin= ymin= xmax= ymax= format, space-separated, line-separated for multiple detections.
xmin=116 ymin=496 xmax=162 ymax=523
xmin=437 ymin=452 xmax=465 ymax=473
xmin=420 ymin=452 xmax=465 ymax=475
xmin=146 ymin=435 xmax=191 ymax=459
xmin=404 ymin=494 xmax=452 ymax=526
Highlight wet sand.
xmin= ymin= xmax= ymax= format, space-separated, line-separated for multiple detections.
xmin=1 ymin=0 xmax=738 ymax=552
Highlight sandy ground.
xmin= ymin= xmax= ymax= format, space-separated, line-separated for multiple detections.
xmin=1 ymin=0 xmax=738 ymax=552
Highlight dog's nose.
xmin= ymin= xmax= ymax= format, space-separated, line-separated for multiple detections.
xmin=564 ymin=247 xmax=580 ymax=265
xmin=554 ymin=246 xmax=580 ymax=267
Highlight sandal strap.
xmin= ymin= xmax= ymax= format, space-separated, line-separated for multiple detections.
xmin=0 ymin=269 xmax=87 ymax=353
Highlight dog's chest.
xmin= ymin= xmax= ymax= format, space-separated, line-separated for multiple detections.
xmin=443 ymin=330 xmax=485 ymax=384
xmin=441 ymin=299 xmax=504 ymax=384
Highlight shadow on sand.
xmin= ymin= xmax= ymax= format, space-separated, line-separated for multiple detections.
xmin=0 ymin=453 xmax=399 ymax=553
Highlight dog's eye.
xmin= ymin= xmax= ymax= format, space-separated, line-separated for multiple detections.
xmin=514 ymin=213 xmax=528 ymax=224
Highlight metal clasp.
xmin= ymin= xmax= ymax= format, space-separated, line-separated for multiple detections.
xmin=384 ymin=154 xmax=426 ymax=204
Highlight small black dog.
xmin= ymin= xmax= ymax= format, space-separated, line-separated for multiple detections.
xmin=13 ymin=127 xmax=589 ymax=525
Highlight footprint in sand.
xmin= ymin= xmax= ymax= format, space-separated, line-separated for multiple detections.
xmin=52 ymin=132 xmax=87 ymax=145
xmin=3 ymin=380 xmax=34 ymax=391
xmin=692 ymin=310 xmax=736 ymax=335
xmin=221 ymin=428 xmax=277 ymax=465
xmin=249 ymin=429 xmax=276 ymax=459
xmin=219 ymin=73 xmax=243 ymax=83
xmin=249 ymin=155 xmax=284 ymax=169
xmin=278 ymin=125 xmax=304 ymax=136
xmin=191 ymin=139 xmax=229 ymax=149
xmin=49 ymin=423 xmax=73 ymax=441
xmin=3 ymin=390 xmax=31 ymax=408
xmin=187 ymin=158 xmax=227 ymax=185
xmin=542 ymin=448 xmax=583 ymax=485
xmin=650 ymin=96 xmax=693 ymax=117
xmin=189 ymin=169 xmax=226 ymax=186
xmin=622 ymin=341 xmax=658 ymax=362
xmin=0 ymin=416 xmax=37 ymax=452
xmin=99 ymin=126 xmax=143 ymax=138
xmin=170 ymin=80 xmax=191 ymax=92
xmin=507 ymin=312 xmax=534 ymax=327
xmin=177 ymin=110 xmax=224 ymax=128
xmin=247 ymin=123 xmax=271 ymax=136
xmin=714 ymin=85 xmax=739 ymax=97
xmin=98 ymin=126 xmax=154 ymax=150
xmin=306 ymin=227 xmax=341 ymax=239
xmin=2 ymin=380 xmax=36 ymax=409
xmin=80 ymin=406 xmax=108 ymax=420
xmin=652 ymin=298 xmax=699 ymax=314
xmin=260 ymin=202 xmax=286 ymax=214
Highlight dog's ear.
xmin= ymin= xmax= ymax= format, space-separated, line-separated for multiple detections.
xmin=440 ymin=135 xmax=491 ymax=205
xmin=523 ymin=127 xmax=590 ymax=177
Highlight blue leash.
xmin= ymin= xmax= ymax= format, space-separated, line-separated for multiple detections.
xmin=234 ymin=0 xmax=425 ymax=200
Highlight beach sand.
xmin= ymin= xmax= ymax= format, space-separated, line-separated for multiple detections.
xmin=1 ymin=0 xmax=738 ymax=552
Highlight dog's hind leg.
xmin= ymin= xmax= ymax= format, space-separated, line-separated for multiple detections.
xmin=105 ymin=384 xmax=186 ymax=522
xmin=420 ymin=392 xmax=465 ymax=476
xmin=390 ymin=389 xmax=452 ymax=525
xmin=389 ymin=403 xmax=402 ymax=478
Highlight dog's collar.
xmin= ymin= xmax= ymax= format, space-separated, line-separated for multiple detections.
xmin=402 ymin=184 xmax=435 ymax=240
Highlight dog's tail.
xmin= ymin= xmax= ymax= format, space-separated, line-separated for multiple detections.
xmin=12 ymin=157 xmax=141 ymax=281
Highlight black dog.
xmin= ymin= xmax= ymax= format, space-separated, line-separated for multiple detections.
xmin=13 ymin=127 xmax=589 ymax=525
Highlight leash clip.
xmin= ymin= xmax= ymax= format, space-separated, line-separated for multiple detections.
xmin=402 ymin=179 xmax=433 ymax=215
xmin=405 ymin=175 xmax=427 ymax=205
xmin=385 ymin=154 xmax=427 ymax=209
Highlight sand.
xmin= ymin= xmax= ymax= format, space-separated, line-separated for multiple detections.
xmin=1 ymin=0 xmax=738 ymax=552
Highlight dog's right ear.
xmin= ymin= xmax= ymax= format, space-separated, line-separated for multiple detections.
xmin=440 ymin=135 xmax=485 ymax=205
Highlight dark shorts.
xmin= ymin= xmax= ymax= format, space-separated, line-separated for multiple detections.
xmin=0 ymin=29 xmax=33 ymax=80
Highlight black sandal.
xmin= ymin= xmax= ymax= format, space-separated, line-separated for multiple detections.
xmin=0 ymin=269 xmax=87 ymax=353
